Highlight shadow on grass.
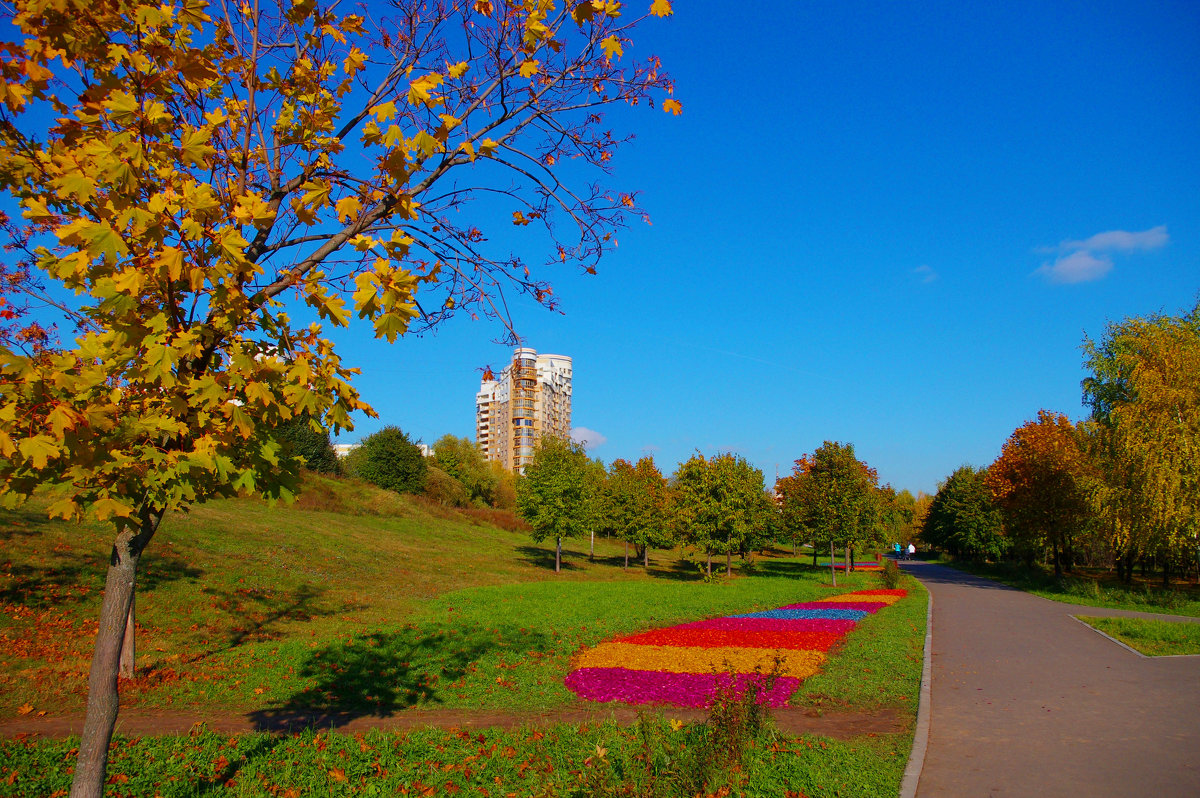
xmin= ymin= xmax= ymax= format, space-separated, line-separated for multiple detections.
xmin=514 ymin=545 xmax=583 ymax=571
xmin=199 ymin=583 xmax=351 ymax=649
xmin=0 ymin=545 xmax=202 ymax=610
xmin=248 ymin=623 xmax=551 ymax=732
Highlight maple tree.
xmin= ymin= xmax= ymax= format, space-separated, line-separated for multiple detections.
xmin=0 ymin=1 xmax=677 ymax=794
xmin=602 ymin=455 xmax=671 ymax=568
xmin=985 ymin=411 xmax=1090 ymax=575
xmin=776 ymin=441 xmax=878 ymax=576
xmin=515 ymin=435 xmax=596 ymax=572
xmin=923 ymin=465 xmax=1005 ymax=561
xmin=672 ymin=451 xmax=773 ymax=578
xmin=1082 ymin=303 xmax=1200 ymax=584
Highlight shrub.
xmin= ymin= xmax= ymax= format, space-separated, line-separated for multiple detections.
xmin=882 ymin=558 xmax=902 ymax=589
xmin=424 ymin=465 xmax=469 ymax=507
xmin=272 ymin=417 xmax=340 ymax=474
xmin=352 ymin=426 xmax=427 ymax=494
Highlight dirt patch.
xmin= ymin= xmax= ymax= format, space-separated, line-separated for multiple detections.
xmin=0 ymin=705 xmax=904 ymax=740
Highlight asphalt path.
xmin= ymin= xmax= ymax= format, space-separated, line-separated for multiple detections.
xmin=902 ymin=560 xmax=1200 ymax=798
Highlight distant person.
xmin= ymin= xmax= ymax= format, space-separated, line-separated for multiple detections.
xmin=907 ymin=543 xmax=916 ymax=560
xmin=894 ymin=542 xmax=902 ymax=557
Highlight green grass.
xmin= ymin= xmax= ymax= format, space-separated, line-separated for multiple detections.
xmin=0 ymin=717 xmax=909 ymax=797
xmin=934 ymin=556 xmax=1200 ymax=617
xmin=1077 ymin=616 xmax=1200 ymax=656
xmin=0 ymin=474 xmax=926 ymax=796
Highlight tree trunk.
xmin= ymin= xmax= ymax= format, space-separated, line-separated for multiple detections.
xmin=71 ymin=506 xmax=162 ymax=798
xmin=555 ymin=536 xmax=561 ymax=573
xmin=830 ymin=541 xmax=837 ymax=587
xmin=644 ymin=546 xmax=649 ymax=568
xmin=706 ymin=552 xmax=712 ymax=579
xmin=812 ymin=546 xmax=818 ymax=567
xmin=1163 ymin=558 xmax=1171 ymax=588
xmin=848 ymin=546 xmax=855 ymax=573
xmin=726 ymin=539 xmax=732 ymax=577
xmin=1052 ymin=541 xmax=1062 ymax=578
xmin=590 ymin=530 xmax=594 ymax=562
xmin=118 ymin=584 xmax=135 ymax=680
xmin=624 ymin=541 xmax=629 ymax=569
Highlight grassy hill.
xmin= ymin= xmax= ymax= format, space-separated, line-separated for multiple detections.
xmin=1 ymin=474 xmax=928 ymax=797
xmin=0 ymin=473 xmax=678 ymax=715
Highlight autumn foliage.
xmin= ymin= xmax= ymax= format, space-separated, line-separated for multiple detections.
xmin=0 ymin=1 xmax=678 ymax=795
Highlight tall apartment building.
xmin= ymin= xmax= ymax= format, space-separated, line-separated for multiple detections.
xmin=476 ymin=347 xmax=573 ymax=472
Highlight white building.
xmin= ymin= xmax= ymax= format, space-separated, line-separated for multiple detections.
xmin=476 ymin=347 xmax=572 ymax=471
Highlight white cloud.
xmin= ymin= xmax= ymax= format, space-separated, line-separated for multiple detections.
xmin=1036 ymin=250 xmax=1114 ymax=284
xmin=912 ymin=264 xmax=937 ymax=283
xmin=1035 ymin=225 xmax=1167 ymax=284
xmin=1060 ymin=225 xmax=1168 ymax=253
xmin=571 ymin=426 xmax=607 ymax=449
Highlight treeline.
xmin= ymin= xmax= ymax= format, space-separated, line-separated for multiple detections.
xmin=513 ymin=437 xmax=923 ymax=576
xmin=280 ymin=413 xmax=926 ymax=578
xmin=274 ymin=422 xmax=520 ymax=511
xmin=922 ymin=301 xmax=1200 ymax=584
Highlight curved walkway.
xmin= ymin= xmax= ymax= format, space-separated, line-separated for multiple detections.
xmin=903 ymin=560 xmax=1200 ymax=797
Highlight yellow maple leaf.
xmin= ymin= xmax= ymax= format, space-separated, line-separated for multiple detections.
xmin=335 ymin=196 xmax=361 ymax=223
xmin=407 ymin=73 xmax=443 ymax=106
xmin=519 ymin=59 xmax=539 ymax=78
xmin=447 ymin=61 xmax=470 ymax=79
xmin=600 ymin=35 xmax=623 ymax=61
xmin=662 ymin=98 xmax=682 ymax=115
xmin=16 ymin=703 xmax=33 ymax=716
xmin=371 ymin=101 xmax=397 ymax=122
xmin=650 ymin=0 xmax=673 ymax=17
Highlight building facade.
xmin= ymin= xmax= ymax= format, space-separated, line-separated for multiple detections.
xmin=476 ymin=347 xmax=573 ymax=471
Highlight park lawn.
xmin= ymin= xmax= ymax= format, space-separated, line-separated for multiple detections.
xmin=935 ymin=557 xmax=1200 ymax=617
xmin=1 ymin=474 xmax=926 ymax=796
xmin=1077 ymin=616 xmax=1200 ymax=656
xmin=0 ymin=717 xmax=910 ymax=798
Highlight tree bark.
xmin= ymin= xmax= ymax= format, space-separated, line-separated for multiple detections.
xmin=830 ymin=541 xmax=837 ymax=587
xmin=624 ymin=541 xmax=628 ymax=569
xmin=555 ymin=536 xmax=561 ymax=573
xmin=71 ymin=505 xmax=162 ymax=798
xmin=644 ymin=546 xmax=649 ymax=568
xmin=118 ymin=584 xmax=135 ymax=680
xmin=848 ymin=545 xmax=854 ymax=573
xmin=589 ymin=530 xmax=594 ymax=562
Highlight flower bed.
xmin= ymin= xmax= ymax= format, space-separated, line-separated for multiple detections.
xmin=565 ymin=588 xmax=907 ymax=708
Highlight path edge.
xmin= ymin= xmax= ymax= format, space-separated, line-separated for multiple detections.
xmin=899 ymin=584 xmax=933 ymax=798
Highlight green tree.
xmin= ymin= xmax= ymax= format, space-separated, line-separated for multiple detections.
xmin=0 ymin=3 xmax=677 ymax=793
xmin=985 ymin=410 xmax=1091 ymax=576
xmin=353 ymin=427 xmax=427 ymax=494
xmin=777 ymin=442 xmax=878 ymax=577
xmin=273 ymin=417 xmax=340 ymax=475
xmin=604 ymin=455 xmax=672 ymax=568
xmin=422 ymin=464 xmax=469 ymax=507
xmin=515 ymin=436 xmax=592 ymax=573
xmin=672 ymin=452 xmax=769 ymax=578
xmin=1082 ymin=302 xmax=1200 ymax=583
xmin=924 ymin=466 xmax=1006 ymax=561
xmin=432 ymin=434 xmax=497 ymax=507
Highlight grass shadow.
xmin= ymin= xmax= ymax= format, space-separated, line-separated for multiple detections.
xmin=513 ymin=545 xmax=583 ymax=571
xmin=199 ymin=583 xmax=350 ymax=649
xmin=248 ymin=622 xmax=551 ymax=731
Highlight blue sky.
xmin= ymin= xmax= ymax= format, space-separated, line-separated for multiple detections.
xmin=331 ymin=0 xmax=1200 ymax=496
